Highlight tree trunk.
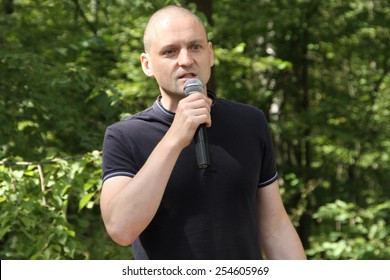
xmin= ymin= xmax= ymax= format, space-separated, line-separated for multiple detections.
xmin=3 ymin=0 xmax=13 ymax=14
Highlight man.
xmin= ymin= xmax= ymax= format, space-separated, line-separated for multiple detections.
xmin=100 ymin=5 xmax=306 ymax=260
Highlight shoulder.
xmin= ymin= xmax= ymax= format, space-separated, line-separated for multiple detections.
xmin=214 ymin=97 xmax=268 ymax=125
xmin=234 ymin=100 xmax=265 ymax=114
xmin=105 ymin=106 xmax=155 ymax=135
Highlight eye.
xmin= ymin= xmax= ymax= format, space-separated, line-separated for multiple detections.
xmin=162 ymin=49 xmax=177 ymax=56
xmin=192 ymin=44 xmax=201 ymax=50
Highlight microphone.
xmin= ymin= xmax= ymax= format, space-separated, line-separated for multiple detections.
xmin=183 ymin=78 xmax=211 ymax=169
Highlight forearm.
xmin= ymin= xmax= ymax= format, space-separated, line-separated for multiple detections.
xmin=101 ymin=135 xmax=183 ymax=246
xmin=259 ymin=214 xmax=306 ymax=260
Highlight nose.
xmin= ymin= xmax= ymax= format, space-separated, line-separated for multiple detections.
xmin=177 ymin=49 xmax=194 ymax=67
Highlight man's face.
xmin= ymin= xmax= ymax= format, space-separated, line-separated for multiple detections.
xmin=141 ymin=14 xmax=214 ymax=98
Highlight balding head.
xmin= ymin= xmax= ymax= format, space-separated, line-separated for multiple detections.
xmin=143 ymin=5 xmax=207 ymax=52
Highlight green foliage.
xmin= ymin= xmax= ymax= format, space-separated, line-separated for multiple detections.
xmin=0 ymin=151 xmax=130 ymax=259
xmin=1 ymin=0 xmax=389 ymax=259
xmin=308 ymin=200 xmax=390 ymax=259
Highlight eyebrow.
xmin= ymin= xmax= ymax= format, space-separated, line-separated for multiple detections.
xmin=160 ymin=38 xmax=207 ymax=49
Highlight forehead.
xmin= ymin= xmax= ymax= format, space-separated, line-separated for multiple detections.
xmin=146 ymin=14 xmax=208 ymax=51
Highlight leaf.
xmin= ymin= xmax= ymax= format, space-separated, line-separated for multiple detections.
xmin=78 ymin=193 xmax=94 ymax=211
xmin=0 ymin=226 xmax=11 ymax=240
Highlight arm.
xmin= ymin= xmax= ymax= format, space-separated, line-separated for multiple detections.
xmin=257 ymin=180 xmax=307 ymax=259
xmin=100 ymin=93 xmax=212 ymax=246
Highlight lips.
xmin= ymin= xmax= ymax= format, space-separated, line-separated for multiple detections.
xmin=178 ymin=72 xmax=197 ymax=79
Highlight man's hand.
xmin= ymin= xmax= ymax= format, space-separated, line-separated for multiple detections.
xmin=167 ymin=93 xmax=212 ymax=149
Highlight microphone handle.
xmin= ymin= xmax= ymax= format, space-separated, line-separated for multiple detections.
xmin=195 ymin=124 xmax=211 ymax=168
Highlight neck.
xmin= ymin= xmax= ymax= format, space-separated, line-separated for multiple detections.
xmin=159 ymin=88 xmax=211 ymax=113
xmin=160 ymin=95 xmax=182 ymax=113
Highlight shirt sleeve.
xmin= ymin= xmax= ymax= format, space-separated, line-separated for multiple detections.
xmin=257 ymin=111 xmax=278 ymax=188
xmin=101 ymin=125 xmax=137 ymax=182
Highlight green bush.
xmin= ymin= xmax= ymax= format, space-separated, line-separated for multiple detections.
xmin=0 ymin=151 xmax=131 ymax=259
xmin=308 ymin=199 xmax=390 ymax=259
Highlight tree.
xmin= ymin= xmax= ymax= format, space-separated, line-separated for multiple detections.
xmin=1 ymin=0 xmax=389 ymax=259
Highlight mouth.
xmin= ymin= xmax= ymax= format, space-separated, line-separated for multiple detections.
xmin=178 ymin=73 xmax=197 ymax=79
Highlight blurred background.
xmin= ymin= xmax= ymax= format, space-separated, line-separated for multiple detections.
xmin=0 ymin=0 xmax=389 ymax=259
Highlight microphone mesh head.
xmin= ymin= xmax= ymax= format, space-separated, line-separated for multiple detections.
xmin=183 ymin=78 xmax=203 ymax=96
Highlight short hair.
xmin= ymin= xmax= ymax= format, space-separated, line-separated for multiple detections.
xmin=142 ymin=5 xmax=207 ymax=52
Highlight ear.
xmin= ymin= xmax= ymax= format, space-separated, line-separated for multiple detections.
xmin=140 ymin=52 xmax=154 ymax=77
xmin=208 ymin=42 xmax=215 ymax=67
